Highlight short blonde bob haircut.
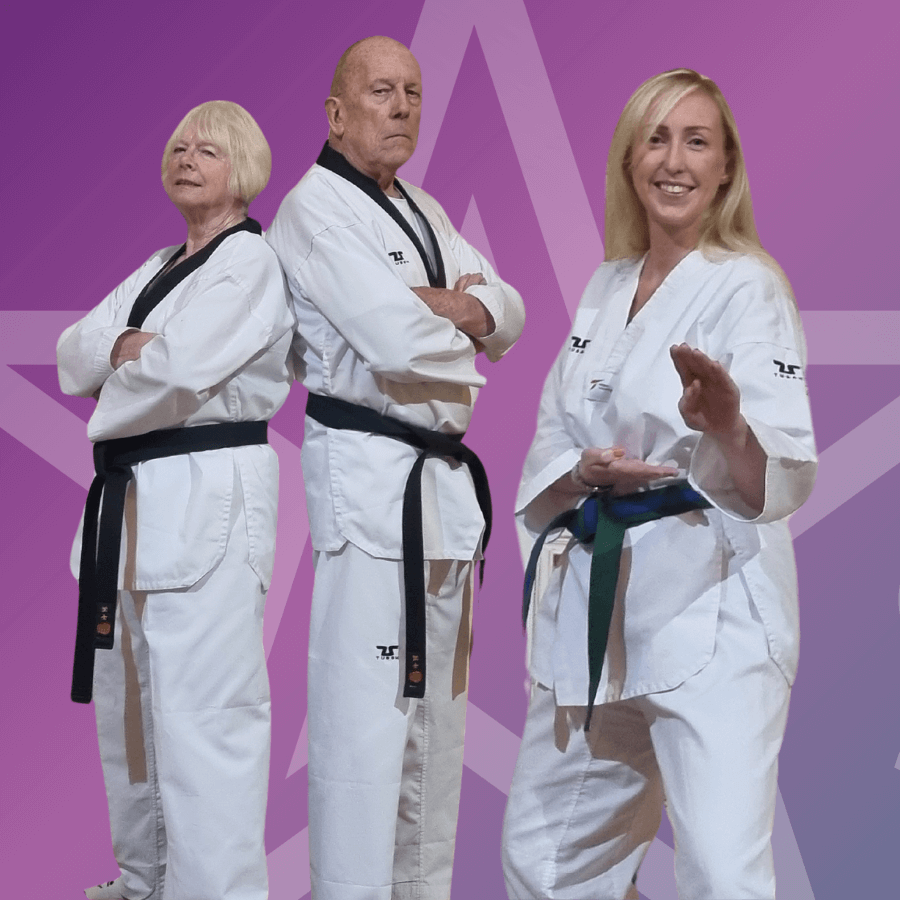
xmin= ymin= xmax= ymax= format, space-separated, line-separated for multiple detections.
xmin=605 ymin=69 xmax=788 ymax=288
xmin=161 ymin=100 xmax=272 ymax=206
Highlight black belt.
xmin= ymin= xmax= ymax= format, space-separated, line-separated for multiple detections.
xmin=71 ymin=421 xmax=269 ymax=704
xmin=305 ymin=393 xmax=491 ymax=698
xmin=523 ymin=482 xmax=712 ymax=729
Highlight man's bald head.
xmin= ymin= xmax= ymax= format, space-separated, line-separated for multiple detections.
xmin=324 ymin=36 xmax=423 ymax=192
xmin=330 ymin=36 xmax=416 ymax=97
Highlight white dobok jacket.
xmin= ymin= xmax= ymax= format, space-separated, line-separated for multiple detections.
xmin=57 ymin=230 xmax=294 ymax=591
xmin=519 ymin=251 xmax=817 ymax=705
xmin=266 ymin=156 xmax=525 ymax=560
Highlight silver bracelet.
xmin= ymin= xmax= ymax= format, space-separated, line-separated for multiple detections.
xmin=571 ymin=461 xmax=611 ymax=495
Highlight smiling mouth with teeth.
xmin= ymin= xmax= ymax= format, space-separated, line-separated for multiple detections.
xmin=657 ymin=182 xmax=691 ymax=195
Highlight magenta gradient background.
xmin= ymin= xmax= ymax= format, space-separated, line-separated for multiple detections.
xmin=2 ymin=2 xmax=898 ymax=898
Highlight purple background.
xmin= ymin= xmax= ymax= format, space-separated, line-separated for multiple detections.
xmin=2 ymin=1 xmax=897 ymax=897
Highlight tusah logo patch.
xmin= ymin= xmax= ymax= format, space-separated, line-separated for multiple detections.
xmin=773 ymin=359 xmax=803 ymax=379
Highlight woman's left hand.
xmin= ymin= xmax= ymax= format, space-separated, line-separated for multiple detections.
xmin=670 ymin=343 xmax=741 ymax=438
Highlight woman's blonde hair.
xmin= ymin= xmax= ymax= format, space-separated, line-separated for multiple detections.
xmin=161 ymin=100 xmax=272 ymax=206
xmin=605 ymin=69 xmax=789 ymax=289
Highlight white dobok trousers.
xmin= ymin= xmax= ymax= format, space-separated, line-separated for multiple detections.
xmin=502 ymin=582 xmax=790 ymax=900
xmin=307 ymin=543 xmax=474 ymax=900
xmin=91 ymin=501 xmax=271 ymax=900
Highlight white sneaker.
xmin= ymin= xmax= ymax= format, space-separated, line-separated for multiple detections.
xmin=85 ymin=877 xmax=126 ymax=900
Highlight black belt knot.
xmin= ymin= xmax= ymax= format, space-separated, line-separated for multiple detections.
xmin=71 ymin=421 xmax=268 ymax=704
xmin=305 ymin=393 xmax=492 ymax=698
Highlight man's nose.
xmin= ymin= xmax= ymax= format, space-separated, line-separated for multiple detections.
xmin=392 ymin=90 xmax=410 ymax=117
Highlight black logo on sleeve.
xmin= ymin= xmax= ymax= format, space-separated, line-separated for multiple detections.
xmin=377 ymin=645 xmax=400 ymax=660
xmin=773 ymin=359 xmax=803 ymax=380
xmin=388 ymin=251 xmax=408 ymax=265
xmin=570 ymin=336 xmax=591 ymax=353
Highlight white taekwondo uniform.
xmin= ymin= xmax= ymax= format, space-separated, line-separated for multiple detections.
xmin=266 ymin=146 xmax=524 ymax=900
xmin=58 ymin=227 xmax=293 ymax=900
xmin=502 ymin=250 xmax=817 ymax=900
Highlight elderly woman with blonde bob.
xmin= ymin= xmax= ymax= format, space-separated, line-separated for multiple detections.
xmin=501 ymin=70 xmax=817 ymax=899
xmin=58 ymin=101 xmax=293 ymax=900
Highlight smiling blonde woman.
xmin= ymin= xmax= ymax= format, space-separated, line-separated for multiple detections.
xmin=502 ymin=70 xmax=817 ymax=900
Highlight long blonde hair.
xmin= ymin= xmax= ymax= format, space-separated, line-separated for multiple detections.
xmin=604 ymin=69 xmax=790 ymax=292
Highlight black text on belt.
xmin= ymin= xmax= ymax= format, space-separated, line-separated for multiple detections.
xmin=71 ymin=421 xmax=269 ymax=704
xmin=305 ymin=393 xmax=491 ymax=699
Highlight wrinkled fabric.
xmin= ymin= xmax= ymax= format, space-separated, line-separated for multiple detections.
xmin=58 ymin=231 xmax=293 ymax=590
xmin=307 ymin=546 xmax=472 ymax=900
xmin=518 ymin=251 xmax=817 ymax=703
xmin=266 ymin=163 xmax=524 ymax=559
xmin=267 ymin=157 xmax=523 ymax=900
xmin=59 ymin=230 xmax=292 ymax=899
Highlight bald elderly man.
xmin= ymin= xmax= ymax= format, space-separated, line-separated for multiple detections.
xmin=266 ymin=36 xmax=524 ymax=900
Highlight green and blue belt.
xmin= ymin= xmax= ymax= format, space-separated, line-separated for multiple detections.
xmin=523 ymin=481 xmax=712 ymax=729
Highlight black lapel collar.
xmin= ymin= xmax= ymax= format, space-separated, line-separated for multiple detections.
xmin=127 ymin=218 xmax=263 ymax=329
xmin=315 ymin=142 xmax=445 ymax=288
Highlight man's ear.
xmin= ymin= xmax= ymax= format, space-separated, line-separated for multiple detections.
xmin=325 ymin=96 xmax=343 ymax=138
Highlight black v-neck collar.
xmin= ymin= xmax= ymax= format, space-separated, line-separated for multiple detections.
xmin=315 ymin=142 xmax=445 ymax=288
xmin=127 ymin=218 xmax=262 ymax=329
